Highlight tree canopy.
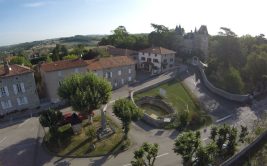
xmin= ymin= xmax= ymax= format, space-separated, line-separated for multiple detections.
xmin=58 ymin=72 xmax=112 ymax=116
xmin=112 ymin=99 xmax=143 ymax=139
xmin=131 ymin=142 xmax=159 ymax=166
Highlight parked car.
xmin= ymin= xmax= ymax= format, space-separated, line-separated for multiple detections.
xmin=59 ymin=112 xmax=88 ymax=126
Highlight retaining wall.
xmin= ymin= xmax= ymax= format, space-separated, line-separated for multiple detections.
xmin=195 ymin=60 xmax=251 ymax=103
xmin=130 ymin=78 xmax=175 ymax=128
xmin=221 ymin=129 xmax=267 ymax=166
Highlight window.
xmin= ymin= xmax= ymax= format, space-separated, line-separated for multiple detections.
xmin=128 ymin=68 xmax=131 ymax=74
xmin=0 ymin=87 xmax=6 ymax=97
xmin=147 ymin=58 xmax=152 ymax=62
xmin=169 ymin=64 xmax=173 ymax=68
xmin=114 ymin=81 xmax=117 ymax=87
xmin=153 ymin=59 xmax=159 ymax=63
xmin=170 ymin=58 xmax=174 ymax=62
xmin=13 ymin=83 xmax=25 ymax=94
xmin=128 ymin=76 xmax=132 ymax=82
xmin=105 ymin=72 xmax=112 ymax=78
xmin=1 ymin=100 xmax=12 ymax=109
xmin=17 ymin=97 xmax=28 ymax=105
xmin=17 ymin=84 xmax=22 ymax=93
xmin=163 ymin=59 xmax=167 ymax=63
xmin=118 ymin=70 xmax=121 ymax=76
xmin=141 ymin=57 xmax=145 ymax=61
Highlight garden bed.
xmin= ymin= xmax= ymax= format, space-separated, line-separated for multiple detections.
xmin=43 ymin=116 xmax=123 ymax=157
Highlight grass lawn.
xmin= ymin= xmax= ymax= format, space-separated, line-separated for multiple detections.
xmin=134 ymin=79 xmax=211 ymax=129
xmin=44 ymin=116 xmax=123 ymax=157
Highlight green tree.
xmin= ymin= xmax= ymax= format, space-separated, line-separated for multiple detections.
xmin=131 ymin=142 xmax=159 ymax=166
xmin=63 ymin=54 xmax=79 ymax=60
xmin=222 ymin=66 xmax=244 ymax=93
xmin=179 ymin=111 xmax=189 ymax=129
xmin=10 ymin=56 xmax=32 ymax=67
xmin=86 ymin=125 xmax=97 ymax=150
xmin=52 ymin=44 xmax=68 ymax=61
xmin=210 ymin=126 xmax=218 ymax=141
xmin=173 ymin=131 xmax=201 ymax=165
xmin=112 ymin=99 xmax=143 ymax=139
xmin=58 ymin=72 xmax=112 ymax=123
xmin=39 ymin=109 xmax=63 ymax=146
xmin=226 ymin=127 xmax=238 ymax=156
xmin=239 ymin=125 xmax=248 ymax=143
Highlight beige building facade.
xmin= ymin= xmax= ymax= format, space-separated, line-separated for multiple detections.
xmin=39 ymin=59 xmax=87 ymax=103
xmin=0 ymin=64 xmax=40 ymax=115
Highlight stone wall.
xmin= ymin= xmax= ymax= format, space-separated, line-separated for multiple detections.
xmin=194 ymin=59 xmax=251 ymax=103
xmin=221 ymin=129 xmax=267 ymax=166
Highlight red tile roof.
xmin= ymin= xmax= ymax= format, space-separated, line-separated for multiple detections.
xmin=140 ymin=47 xmax=176 ymax=54
xmin=86 ymin=56 xmax=135 ymax=71
xmin=0 ymin=64 xmax=33 ymax=78
xmin=40 ymin=59 xmax=87 ymax=72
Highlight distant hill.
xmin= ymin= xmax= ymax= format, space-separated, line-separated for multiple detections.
xmin=0 ymin=35 xmax=106 ymax=56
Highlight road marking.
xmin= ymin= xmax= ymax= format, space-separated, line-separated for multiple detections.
xmin=122 ymin=153 xmax=169 ymax=166
xmin=216 ymin=115 xmax=232 ymax=123
xmin=123 ymin=164 xmax=131 ymax=166
xmin=18 ymin=119 xmax=30 ymax=128
xmin=156 ymin=153 xmax=169 ymax=158
xmin=0 ymin=137 xmax=7 ymax=144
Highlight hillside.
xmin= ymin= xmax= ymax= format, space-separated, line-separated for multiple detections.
xmin=0 ymin=35 xmax=106 ymax=56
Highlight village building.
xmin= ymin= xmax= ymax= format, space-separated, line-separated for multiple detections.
xmin=39 ymin=56 xmax=136 ymax=103
xmin=137 ymin=47 xmax=176 ymax=75
xmin=86 ymin=55 xmax=136 ymax=89
xmin=39 ymin=59 xmax=88 ymax=103
xmin=0 ymin=63 xmax=40 ymax=115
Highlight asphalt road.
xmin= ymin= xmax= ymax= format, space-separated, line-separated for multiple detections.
xmin=0 ymin=67 xmax=266 ymax=166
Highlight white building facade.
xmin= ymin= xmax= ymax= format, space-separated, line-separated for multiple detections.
xmin=138 ymin=47 xmax=176 ymax=75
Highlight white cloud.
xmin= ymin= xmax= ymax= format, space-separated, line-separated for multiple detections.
xmin=23 ymin=2 xmax=46 ymax=8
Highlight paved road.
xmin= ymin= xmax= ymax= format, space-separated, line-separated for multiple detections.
xmin=1 ymin=67 xmax=267 ymax=166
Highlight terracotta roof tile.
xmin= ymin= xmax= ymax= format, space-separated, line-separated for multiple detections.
xmin=86 ymin=56 xmax=135 ymax=71
xmin=140 ymin=47 xmax=176 ymax=54
xmin=0 ymin=64 xmax=33 ymax=78
xmin=40 ymin=59 xmax=87 ymax=72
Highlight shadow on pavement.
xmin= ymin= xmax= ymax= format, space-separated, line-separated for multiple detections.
xmin=0 ymin=138 xmax=53 ymax=166
xmin=134 ymin=120 xmax=154 ymax=132
xmin=169 ymin=129 xmax=180 ymax=140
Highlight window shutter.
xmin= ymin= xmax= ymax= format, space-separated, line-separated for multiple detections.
xmin=13 ymin=84 xmax=18 ymax=95
xmin=17 ymin=98 xmax=21 ymax=106
xmin=20 ymin=83 xmax=25 ymax=93
xmin=8 ymin=100 xmax=12 ymax=108
xmin=1 ymin=101 xmax=5 ymax=109
xmin=4 ymin=86 xmax=9 ymax=96
xmin=24 ymin=97 xmax=28 ymax=104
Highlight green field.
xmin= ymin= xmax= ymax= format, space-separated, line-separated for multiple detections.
xmin=134 ymin=79 xmax=211 ymax=129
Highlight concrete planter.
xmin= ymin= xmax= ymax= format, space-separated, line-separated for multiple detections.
xmin=71 ymin=123 xmax=82 ymax=135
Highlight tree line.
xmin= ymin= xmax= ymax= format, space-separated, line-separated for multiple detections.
xmin=206 ymin=27 xmax=267 ymax=94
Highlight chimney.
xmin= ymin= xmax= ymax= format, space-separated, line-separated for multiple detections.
xmin=4 ymin=61 xmax=11 ymax=74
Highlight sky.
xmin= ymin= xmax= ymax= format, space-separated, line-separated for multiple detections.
xmin=0 ymin=0 xmax=267 ymax=46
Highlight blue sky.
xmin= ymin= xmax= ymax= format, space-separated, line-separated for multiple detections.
xmin=0 ymin=0 xmax=267 ymax=46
